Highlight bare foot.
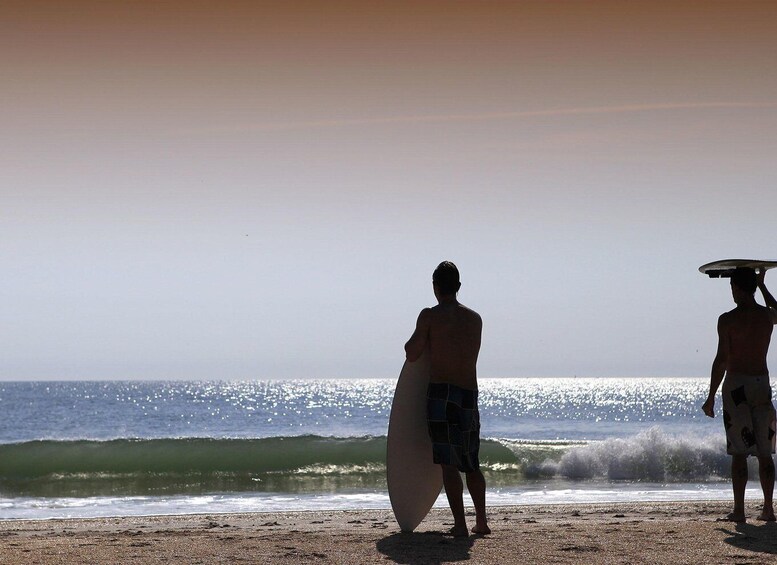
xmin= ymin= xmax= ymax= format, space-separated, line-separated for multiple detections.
xmin=757 ymin=511 xmax=776 ymax=521
xmin=716 ymin=513 xmax=746 ymax=523
xmin=471 ymin=524 xmax=491 ymax=535
xmin=449 ymin=525 xmax=469 ymax=537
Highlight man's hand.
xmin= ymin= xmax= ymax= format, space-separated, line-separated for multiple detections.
xmin=702 ymin=397 xmax=715 ymax=418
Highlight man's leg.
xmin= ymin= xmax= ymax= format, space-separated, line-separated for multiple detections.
xmin=730 ymin=454 xmax=748 ymax=521
xmin=441 ymin=464 xmax=467 ymax=536
xmin=757 ymin=455 xmax=776 ymax=521
xmin=465 ymin=469 xmax=490 ymax=534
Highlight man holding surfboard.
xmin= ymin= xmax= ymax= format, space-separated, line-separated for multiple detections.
xmin=702 ymin=267 xmax=777 ymax=522
xmin=405 ymin=261 xmax=490 ymax=536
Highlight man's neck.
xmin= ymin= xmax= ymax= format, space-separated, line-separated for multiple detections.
xmin=735 ymin=295 xmax=758 ymax=308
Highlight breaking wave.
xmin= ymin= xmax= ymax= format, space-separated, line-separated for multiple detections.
xmin=0 ymin=428 xmax=731 ymax=497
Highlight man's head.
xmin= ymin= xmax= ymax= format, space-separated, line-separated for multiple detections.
xmin=731 ymin=267 xmax=757 ymax=301
xmin=433 ymin=261 xmax=461 ymax=297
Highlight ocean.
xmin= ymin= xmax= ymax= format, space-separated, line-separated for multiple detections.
xmin=0 ymin=378 xmax=748 ymax=520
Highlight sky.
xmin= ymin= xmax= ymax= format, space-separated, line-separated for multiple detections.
xmin=2 ymin=1 xmax=777 ymax=380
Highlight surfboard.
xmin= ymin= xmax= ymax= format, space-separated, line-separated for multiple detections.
xmin=698 ymin=259 xmax=777 ymax=278
xmin=386 ymin=349 xmax=442 ymax=532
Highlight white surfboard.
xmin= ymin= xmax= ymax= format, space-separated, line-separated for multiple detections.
xmin=699 ymin=259 xmax=777 ymax=278
xmin=386 ymin=350 xmax=442 ymax=532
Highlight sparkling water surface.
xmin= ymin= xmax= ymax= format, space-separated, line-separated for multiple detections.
xmin=0 ymin=377 xmax=713 ymax=443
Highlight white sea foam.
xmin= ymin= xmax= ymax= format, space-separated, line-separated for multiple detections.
xmin=0 ymin=483 xmax=742 ymax=521
xmin=531 ymin=427 xmax=730 ymax=481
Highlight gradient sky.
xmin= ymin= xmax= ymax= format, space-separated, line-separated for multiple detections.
xmin=2 ymin=1 xmax=777 ymax=380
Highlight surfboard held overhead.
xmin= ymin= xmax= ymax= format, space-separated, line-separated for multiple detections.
xmin=699 ymin=259 xmax=777 ymax=278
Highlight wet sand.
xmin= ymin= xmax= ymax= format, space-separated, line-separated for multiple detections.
xmin=2 ymin=501 xmax=777 ymax=564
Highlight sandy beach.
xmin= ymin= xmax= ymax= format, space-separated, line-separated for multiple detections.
xmin=3 ymin=501 xmax=777 ymax=564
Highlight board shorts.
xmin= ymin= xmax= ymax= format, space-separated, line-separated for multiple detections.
xmin=722 ymin=373 xmax=777 ymax=457
xmin=426 ymin=382 xmax=481 ymax=473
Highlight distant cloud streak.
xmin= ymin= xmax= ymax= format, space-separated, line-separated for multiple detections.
xmin=179 ymin=102 xmax=777 ymax=135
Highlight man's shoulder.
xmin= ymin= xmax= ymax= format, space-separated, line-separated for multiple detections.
xmin=721 ymin=304 xmax=775 ymax=324
xmin=718 ymin=310 xmax=736 ymax=329
xmin=457 ymin=303 xmax=482 ymax=324
xmin=428 ymin=302 xmax=481 ymax=322
xmin=457 ymin=302 xmax=478 ymax=313
xmin=758 ymin=304 xmax=777 ymax=324
xmin=417 ymin=307 xmax=434 ymax=320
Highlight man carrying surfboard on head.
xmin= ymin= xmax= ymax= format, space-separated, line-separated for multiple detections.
xmin=702 ymin=267 xmax=777 ymax=522
xmin=404 ymin=261 xmax=490 ymax=537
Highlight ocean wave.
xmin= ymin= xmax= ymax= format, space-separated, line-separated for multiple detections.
xmin=529 ymin=427 xmax=730 ymax=481
xmin=0 ymin=429 xmax=734 ymax=497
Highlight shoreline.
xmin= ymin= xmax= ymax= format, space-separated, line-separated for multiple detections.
xmin=0 ymin=479 xmax=746 ymax=521
xmin=3 ymin=501 xmax=777 ymax=564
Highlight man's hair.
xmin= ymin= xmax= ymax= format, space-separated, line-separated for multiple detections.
xmin=433 ymin=261 xmax=461 ymax=295
xmin=731 ymin=267 xmax=757 ymax=294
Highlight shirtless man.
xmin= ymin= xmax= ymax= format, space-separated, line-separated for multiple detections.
xmin=405 ymin=261 xmax=490 ymax=537
xmin=702 ymin=268 xmax=777 ymax=522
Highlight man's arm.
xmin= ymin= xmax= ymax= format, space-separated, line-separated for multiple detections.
xmin=473 ymin=311 xmax=483 ymax=360
xmin=404 ymin=308 xmax=431 ymax=362
xmin=702 ymin=315 xmax=729 ymax=418
xmin=757 ymin=269 xmax=777 ymax=323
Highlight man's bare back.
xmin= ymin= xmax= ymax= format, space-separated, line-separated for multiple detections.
xmin=406 ymin=301 xmax=482 ymax=390
xmin=720 ymin=304 xmax=774 ymax=376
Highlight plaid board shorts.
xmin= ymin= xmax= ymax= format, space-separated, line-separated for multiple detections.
xmin=722 ymin=373 xmax=777 ymax=457
xmin=426 ymin=382 xmax=481 ymax=473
